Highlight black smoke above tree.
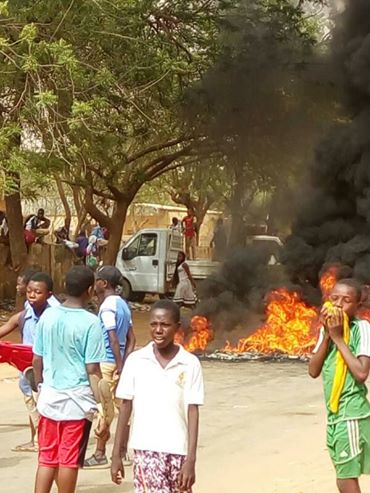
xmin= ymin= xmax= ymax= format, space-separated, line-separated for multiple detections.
xmin=184 ymin=0 xmax=332 ymax=247
xmin=284 ymin=0 xmax=370 ymax=287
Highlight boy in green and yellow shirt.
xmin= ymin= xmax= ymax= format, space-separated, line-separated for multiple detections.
xmin=309 ymin=278 xmax=370 ymax=493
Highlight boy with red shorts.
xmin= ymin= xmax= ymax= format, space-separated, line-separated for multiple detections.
xmin=32 ymin=266 xmax=106 ymax=493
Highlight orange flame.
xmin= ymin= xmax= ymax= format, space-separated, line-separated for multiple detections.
xmin=184 ymin=315 xmax=214 ymax=352
xmin=319 ymin=266 xmax=338 ymax=299
xmin=224 ymin=289 xmax=318 ymax=356
xmin=179 ymin=267 xmax=343 ymax=357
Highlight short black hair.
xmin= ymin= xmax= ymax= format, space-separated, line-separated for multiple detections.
xmin=96 ymin=266 xmax=123 ymax=288
xmin=66 ymin=266 xmax=95 ymax=297
xmin=29 ymin=272 xmax=53 ymax=292
xmin=19 ymin=269 xmax=40 ymax=285
xmin=151 ymin=299 xmax=180 ymax=323
xmin=335 ymin=278 xmax=363 ymax=301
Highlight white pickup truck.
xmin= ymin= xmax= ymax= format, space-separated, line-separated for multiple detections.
xmin=116 ymin=228 xmax=219 ymax=301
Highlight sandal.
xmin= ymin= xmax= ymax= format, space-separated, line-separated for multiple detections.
xmin=83 ymin=454 xmax=109 ymax=469
xmin=122 ymin=453 xmax=133 ymax=467
xmin=11 ymin=444 xmax=38 ymax=453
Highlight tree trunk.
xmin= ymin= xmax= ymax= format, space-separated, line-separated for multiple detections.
xmin=103 ymin=201 xmax=129 ymax=264
xmin=55 ymin=175 xmax=71 ymax=230
xmin=5 ymin=176 xmax=28 ymax=272
xmin=84 ymin=191 xmax=129 ymax=265
xmin=71 ymin=186 xmax=87 ymax=237
xmin=193 ymin=203 xmax=209 ymax=246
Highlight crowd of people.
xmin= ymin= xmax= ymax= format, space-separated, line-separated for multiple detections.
xmin=0 ymin=267 xmax=370 ymax=493
xmin=2 ymin=207 xmax=370 ymax=493
xmin=0 ymin=264 xmax=204 ymax=493
xmin=0 ymin=207 xmax=111 ymax=270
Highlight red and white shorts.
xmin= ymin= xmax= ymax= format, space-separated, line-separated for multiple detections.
xmin=38 ymin=416 xmax=92 ymax=468
xmin=134 ymin=450 xmax=191 ymax=493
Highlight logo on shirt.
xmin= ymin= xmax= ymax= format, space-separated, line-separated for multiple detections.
xmin=339 ymin=450 xmax=348 ymax=459
xmin=176 ymin=371 xmax=186 ymax=388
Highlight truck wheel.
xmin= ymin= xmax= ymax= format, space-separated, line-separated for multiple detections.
xmin=159 ymin=293 xmax=173 ymax=300
xmin=120 ymin=279 xmax=132 ymax=301
xmin=131 ymin=292 xmax=146 ymax=303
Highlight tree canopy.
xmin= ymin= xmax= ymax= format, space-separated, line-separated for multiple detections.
xmin=0 ymin=0 xmax=336 ymax=265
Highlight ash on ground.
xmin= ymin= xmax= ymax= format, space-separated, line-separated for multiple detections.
xmin=201 ymin=350 xmax=309 ymax=363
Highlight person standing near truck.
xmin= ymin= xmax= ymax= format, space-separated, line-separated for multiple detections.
xmin=210 ymin=217 xmax=227 ymax=261
xmin=172 ymin=252 xmax=197 ymax=309
xmin=181 ymin=209 xmax=197 ymax=260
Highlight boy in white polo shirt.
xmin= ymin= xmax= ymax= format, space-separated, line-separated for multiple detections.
xmin=111 ymin=300 xmax=204 ymax=493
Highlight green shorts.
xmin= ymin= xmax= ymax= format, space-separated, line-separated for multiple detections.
xmin=327 ymin=417 xmax=370 ymax=479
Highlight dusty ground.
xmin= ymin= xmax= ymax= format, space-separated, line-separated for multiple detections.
xmin=1 ymin=310 xmax=370 ymax=492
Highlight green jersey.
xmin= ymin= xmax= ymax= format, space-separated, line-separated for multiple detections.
xmin=314 ymin=319 xmax=370 ymax=424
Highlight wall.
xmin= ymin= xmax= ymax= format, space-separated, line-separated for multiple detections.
xmin=0 ymin=243 xmax=74 ymax=298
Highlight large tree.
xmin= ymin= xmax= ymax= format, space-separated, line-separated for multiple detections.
xmin=0 ymin=0 xmax=229 ymax=263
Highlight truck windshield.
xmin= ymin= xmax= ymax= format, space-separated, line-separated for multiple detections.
xmin=124 ymin=233 xmax=157 ymax=259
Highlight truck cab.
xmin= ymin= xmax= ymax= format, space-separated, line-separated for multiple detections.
xmin=116 ymin=228 xmax=182 ymax=301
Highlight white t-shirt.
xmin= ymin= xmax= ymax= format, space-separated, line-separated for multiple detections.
xmin=37 ymin=384 xmax=97 ymax=421
xmin=116 ymin=342 xmax=204 ymax=455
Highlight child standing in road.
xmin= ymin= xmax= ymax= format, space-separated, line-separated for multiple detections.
xmin=32 ymin=266 xmax=106 ymax=493
xmin=309 ymin=278 xmax=370 ymax=493
xmin=0 ymin=272 xmax=58 ymax=452
xmin=84 ymin=266 xmax=136 ymax=468
xmin=111 ymin=299 xmax=204 ymax=493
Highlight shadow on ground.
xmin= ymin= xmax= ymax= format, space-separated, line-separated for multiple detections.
xmin=0 ymin=423 xmax=28 ymax=434
xmin=0 ymin=455 xmax=30 ymax=468
xmin=78 ymin=483 xmax=133 ymax=493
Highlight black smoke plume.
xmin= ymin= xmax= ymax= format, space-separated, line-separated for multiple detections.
xmin=195 ymin=246 xmax=272 ymax=331
xmin=284 ymin=0 xmax=370 ymax=288
xmin=184 ymin=1 xmax=333 ymax=329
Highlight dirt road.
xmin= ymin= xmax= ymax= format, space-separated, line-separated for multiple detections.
xmin=1 ymin=308 xmax=370 ymax=492
xmin=2 ymin=360 xmax=370 ymax=493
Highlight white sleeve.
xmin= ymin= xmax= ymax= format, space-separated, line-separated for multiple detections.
xmin=312 ymin=328 xmax=325 ymax=354
xmin=115 ymin=354 xmax=135 ymax=400
xmin=186 ymin=359 xmax=204 ymax=406
xmin=101 ymin=310 xmax=116 ymax=331
xmin=357 ymin=321 xmax=370 ymax=357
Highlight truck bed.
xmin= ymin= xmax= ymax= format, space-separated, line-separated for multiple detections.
xmin=187 ymin=259 xmax=220 ymax=280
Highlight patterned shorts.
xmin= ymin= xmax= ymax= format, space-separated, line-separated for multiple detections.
xmin=133 ymin=450 xmax=192 ymax=493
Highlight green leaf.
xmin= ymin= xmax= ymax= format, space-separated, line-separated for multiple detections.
xmin=0 ymin=36 xmax=9 ymax=48
xmin=20 ymin=23 xmax=37 ymax=42
xmin=0 ymin=1 xmax=8 ymax=16
xmin=22 ymin=55 xmax=38 ymax=72
xmin=34 ymin=90 xmax=58 ymax=108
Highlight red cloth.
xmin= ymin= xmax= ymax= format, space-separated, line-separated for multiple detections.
xmin=24 ymin=229 xmax=36 ymax=246
xmin=182 ymin=216 xmax=196 ymax=238
xmin=0 ymin=341 xmax=33 ymax=371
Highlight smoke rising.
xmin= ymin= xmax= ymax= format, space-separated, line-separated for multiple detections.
xmin=195 ymin=246 xmax=271 ymax=331
xmin=184 ymin=1 xmax=335 ymax=329
xmin=284 ymin=0 xmax=370 ymax=287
